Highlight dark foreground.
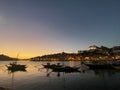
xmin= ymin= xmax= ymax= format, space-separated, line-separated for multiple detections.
xmin=0 ymin=61 xmax=120 ymax=90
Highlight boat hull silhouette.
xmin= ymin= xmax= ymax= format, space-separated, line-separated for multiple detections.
xmin=42 ymin=63 xmax=80 ymax=72
xmin=6 ymin=62 xmax=27 ymax=72
xmin=52 ymin=66 xmax=80 ymax=72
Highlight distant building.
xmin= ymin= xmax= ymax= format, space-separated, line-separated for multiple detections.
xmin=78 ymin=50 xmax=84 ymax=54
xmin=112 ymin=48 xmax=120 ymax=59
xmin=88 ymin=45 xmax=99 ymax=50
xmin=112 ymin=46 xmax=120 ymax=50
xmin=112 ymin=46 xmax=120 ymax=55
xmin=78 ymin=50 xmax=88 ymax=54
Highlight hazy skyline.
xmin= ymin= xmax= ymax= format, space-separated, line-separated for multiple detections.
xmin=0 ymin=0 xmax=120 ymax=58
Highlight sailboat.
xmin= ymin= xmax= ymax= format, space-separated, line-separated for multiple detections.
xmin=7 ymin=62 xmax=26 ymax=72
xmin=7 ymin=64 xmax=27 ymax=90
xmin=6 ymin=53 xmax=27 ymax=72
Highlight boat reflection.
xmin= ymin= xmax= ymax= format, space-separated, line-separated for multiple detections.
xmin=42 ymin=62 xmax=80 ymax=73
xmin=41 ymin=61 xmax=89 ymax=77
xmin=43 ymin=67 xmax=87 ymax=77
xmin=92 ymin=69 xmax=117 ymax=78
xmin=7 ymin=68 xmax=27 ymax=90
xmin=1 ymin=61 xmax=120 ymax=90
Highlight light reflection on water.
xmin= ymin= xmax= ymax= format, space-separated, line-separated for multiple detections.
xmin=0 ymin=61 xmax=120 ymax=90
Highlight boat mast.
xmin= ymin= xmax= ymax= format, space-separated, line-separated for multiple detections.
xmin=16 ymin=53 xmax=19 ymax=60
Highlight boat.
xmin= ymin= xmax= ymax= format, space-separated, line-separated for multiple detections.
xmin=6 ymin=62 xmax=27 ymax=72
xmin=112 ymin=60 xmax=120 ymax=69
xmin=42 ymin=63 xmax=63 ymax=69
xmin=83 ymin=60 xmax=120 ymax=70
xmin=85 ymin=63 xmax=113 ymax=69
xmin=83 ymin=61 xmax=114 ymax=69
xmin=42 ymin=63 xmax=80 ymax=72
xmin=52 ymin=66 xmax=80 ymax=73
xmin=112 ymin=65 xmax=120 ymax=69
xmin=6 ymin=53 xmax=27 ymax=72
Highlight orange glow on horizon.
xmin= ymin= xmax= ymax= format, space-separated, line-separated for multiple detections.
xmin=0 ymin=49 xmax=65 ymax=59
xmin=0 ymin=50 xmax=45 ymax=59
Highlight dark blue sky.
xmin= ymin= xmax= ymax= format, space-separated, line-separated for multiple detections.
xmin=0 ymin=0 xmax=120 ymax=58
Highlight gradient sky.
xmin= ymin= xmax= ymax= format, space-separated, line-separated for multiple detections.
xmin=0 ymin=0 xmax=120 ymax=58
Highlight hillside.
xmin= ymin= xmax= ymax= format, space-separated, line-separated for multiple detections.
xmin=0 ymin=54 xmax=15 ymax=61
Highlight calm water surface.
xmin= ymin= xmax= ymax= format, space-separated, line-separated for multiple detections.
xmin=0 ymin=61 xmax=120 ymax=90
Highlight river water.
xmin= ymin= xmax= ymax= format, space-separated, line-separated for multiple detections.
xmin=0 ymin=61 xmax=120 ymax=90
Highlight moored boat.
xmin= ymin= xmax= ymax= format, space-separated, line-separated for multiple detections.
xmin=112 ymin=61 xmax=120 ymax=69
xmin=83 ymin=60 xmax=114 ymax=69
xmin=42 ymin=63 xmax=80 ymax=72
xmin=52 ymin=66 xmax=80 ymax=72
xmin=85 ymin=63 xmax=113 ymax=69
xmin=112 ymin=65 xmax=120 ymax=69
xmin=6 ymin=62 xmax=27 ymax=72
xmin=42 ymin=63 xmax=63 ymax=69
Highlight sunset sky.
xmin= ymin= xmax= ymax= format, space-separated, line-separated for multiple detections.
xmin=0 ymin=0 xmax=120 ymax=58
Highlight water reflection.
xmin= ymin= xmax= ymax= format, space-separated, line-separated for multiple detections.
xmin=7 ymin=69 xmax=27 ymax=73
xmin=7 ymin=69 xmax=27 ymax=90
xmin=40 ymin=61 xmax=82 ymax=77
xmin=43 ymin=68 xmax=81 ymax=77
xmin=0 ymin=61 xmax=120 ymax=90
xmin=92 ymin=69 xmax=116 ymax=77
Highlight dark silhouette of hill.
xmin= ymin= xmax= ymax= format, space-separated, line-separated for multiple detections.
xmin=0 ymin=54 xmax=15 ymax=61
xmin=31 ymin=52 xmax=77 ymax=61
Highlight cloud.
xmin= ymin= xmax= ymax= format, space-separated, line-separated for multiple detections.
xmin=0 ymin=16 xmax=6 ymax=24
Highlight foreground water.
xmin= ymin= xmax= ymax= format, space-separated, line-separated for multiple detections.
xmin=0 ymin=61 xmax=120 ymax=90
